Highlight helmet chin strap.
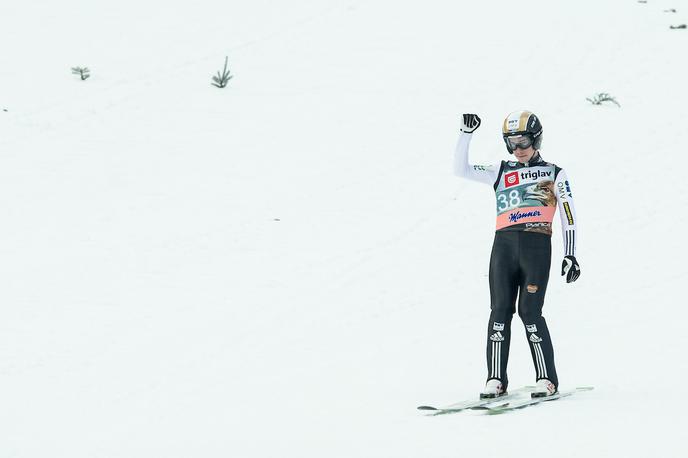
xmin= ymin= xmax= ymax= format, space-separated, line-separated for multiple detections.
xmin=526 ymin=150 xmax=542 ymax=166
xmin=518 ymin=150 xmax=541 ymax=166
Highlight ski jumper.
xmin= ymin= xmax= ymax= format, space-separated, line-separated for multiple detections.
xmin=454 ymin=132 xmax=578 ymax=389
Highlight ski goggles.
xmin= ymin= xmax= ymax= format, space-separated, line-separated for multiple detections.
xmin=505 ymin=135 xmax=534 ymax=151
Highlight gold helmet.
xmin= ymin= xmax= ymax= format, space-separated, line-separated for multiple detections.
xmin=502 ymin=110 xmax=543 ymax=153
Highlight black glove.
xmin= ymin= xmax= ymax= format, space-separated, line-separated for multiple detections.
xmin=460 ymin=113 xmax=481 ymax=133
xmin=561 ymin=256 xmax=580 ymax=283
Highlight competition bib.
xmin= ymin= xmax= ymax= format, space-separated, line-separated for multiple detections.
xmin=494 ymin=164 xmax=557 ymax=233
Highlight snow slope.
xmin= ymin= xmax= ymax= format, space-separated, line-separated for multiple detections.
xmin=1 ymin=0 xmax=687 ymax=456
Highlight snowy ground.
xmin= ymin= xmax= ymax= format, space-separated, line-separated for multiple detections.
xmin=1 ymin=0 xmax=687 ymax=456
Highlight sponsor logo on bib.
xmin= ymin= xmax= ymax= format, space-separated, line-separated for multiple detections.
xmin=504 ymin=171 xmax=519 ymax=187
xmin=520 ymin=170 xmax=552 ymax=180
xmin=508 ymin=210 xmax=542 ymax=223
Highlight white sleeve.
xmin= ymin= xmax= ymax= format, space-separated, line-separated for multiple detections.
xmin=453 ymin=132 xmax=500 ymax=185
xmin=555 ymin=169 xmax=578 ymax=257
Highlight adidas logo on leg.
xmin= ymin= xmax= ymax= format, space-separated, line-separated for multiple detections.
xmin=490 ymin=331 xmax=505 ymax=342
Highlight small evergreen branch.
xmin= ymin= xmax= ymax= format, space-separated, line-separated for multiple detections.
xmin=586 ymin=92 xmax=620 ymax=107
xmin=71 ymin=66 xmax=91 ymax=80
xmin=211 ymin=56 xmax=233 ymax=88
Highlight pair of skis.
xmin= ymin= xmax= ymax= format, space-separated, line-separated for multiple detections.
xmin=418 ymin=386 xmax=593 ymax=415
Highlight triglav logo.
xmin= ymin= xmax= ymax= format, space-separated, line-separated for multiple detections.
xmin=520 ymin=170 xmax=552 ymax=180
xmin=504 ymin=171 xmax=519 ymax=187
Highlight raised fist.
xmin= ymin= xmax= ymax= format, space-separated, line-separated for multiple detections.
xmin=460 ymin=113 xmax=481 ymax=133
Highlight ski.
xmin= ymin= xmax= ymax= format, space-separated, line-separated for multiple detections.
xmin=484 ymin=386 xmax=594 ymax=414
xmin=417 ymin=386 xmax=534 ymax=415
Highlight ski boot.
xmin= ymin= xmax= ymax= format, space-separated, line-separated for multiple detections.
xmin=480 ymin=379 xmax=505 ymax=399
xmin=531 ymin=378 xmax=557 ymax=398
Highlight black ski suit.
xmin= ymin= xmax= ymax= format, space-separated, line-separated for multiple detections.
xmin=454 ymin=132 xmax=578 ymax=389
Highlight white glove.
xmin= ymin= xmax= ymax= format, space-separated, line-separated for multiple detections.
xmin=460 ymin=113 xmax=481 ymax=133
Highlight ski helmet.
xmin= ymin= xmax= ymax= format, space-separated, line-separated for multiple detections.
xmin=502 ymin=110 xmax=543 ymax=154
